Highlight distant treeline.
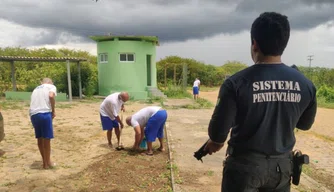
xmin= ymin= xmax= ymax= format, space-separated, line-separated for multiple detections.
xmin=0 ymin=48 xmax=333 ymax=102
xmin=0 ymin=47 xmax=98 ymax=96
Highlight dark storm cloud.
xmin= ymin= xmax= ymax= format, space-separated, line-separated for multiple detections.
xmin=0 ymin=0 xmax=333 ymax=46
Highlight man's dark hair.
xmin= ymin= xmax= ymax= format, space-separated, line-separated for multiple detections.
xmin=251 ymin=12 xmax=290 ymax=56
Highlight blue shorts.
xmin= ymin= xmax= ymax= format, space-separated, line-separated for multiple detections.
xmin=30 ymin=112 xmax=53 ymax=139
xmin=100 ymin=114 xmax=119 ymax=131
xmin=193 ymin=87 xmax=199 ymax=95
xmin=145 ymin=110 xmax=168 ymax=142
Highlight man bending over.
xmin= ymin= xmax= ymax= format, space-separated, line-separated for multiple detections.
xmin=126 ymin=106 xmax=168 ymax=156
xmin=29 ymin=78 xmax=57 ymax=169
xmin=100 ymin=92 xmax=129 ymax=148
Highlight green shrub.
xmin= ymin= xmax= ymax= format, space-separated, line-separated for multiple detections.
xmin=317 ymin=85 xmax=334 ymax=103
xmin=25 ymin=84 xmax=37 ymax=92
xmin=196 ymin=97 xmax=214 ymax=108
xmin=55 ymin=62 xmax=98 ymax=96
xmin=161 ymin=84 xmax=191 ymax=98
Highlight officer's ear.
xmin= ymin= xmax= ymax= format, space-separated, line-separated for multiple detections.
xmin=251 ymin=39 xmax=260 ymax=53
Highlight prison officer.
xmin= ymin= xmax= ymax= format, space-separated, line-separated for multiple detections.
xmin=204 ymin=12 xmax=317 ymax=192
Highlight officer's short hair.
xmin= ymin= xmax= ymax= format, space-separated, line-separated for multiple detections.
xmin=251 ymin=12 xmax=290 ymax=56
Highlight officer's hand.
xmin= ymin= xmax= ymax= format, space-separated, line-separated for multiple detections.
xmin=204 ymin=139 xmax=224 ymax=155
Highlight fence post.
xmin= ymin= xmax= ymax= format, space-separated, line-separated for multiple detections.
xmin=182 ymin=63 xmax=187 ymax=92
xmin=173 ymin=64 xmax=176 ymax=85
xmin=164 ymin=63 xmax=167 ymax=88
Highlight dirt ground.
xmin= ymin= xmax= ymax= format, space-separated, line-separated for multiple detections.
xmin=0 ymin=89 xmax=333 ymax=192
xmin=0 ymin=100 xmax=171 ymax=192
xmin=167 ymin=89 xmax=334 ymax=192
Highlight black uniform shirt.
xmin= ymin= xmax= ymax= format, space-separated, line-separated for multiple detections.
xmin=208 ymin=63 xmax=317 ymax=155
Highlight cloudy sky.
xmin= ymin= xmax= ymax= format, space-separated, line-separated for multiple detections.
xmin=0 ymin=0 xmax=333 ymax=68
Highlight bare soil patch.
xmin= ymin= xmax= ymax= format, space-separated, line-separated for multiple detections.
xmin=43 ymin=148 xmax=171 ymax=192
xmin=166 ymin=107 xmax=225 ymax=192
xmin=0 ymin=100 xmax=171 ymax=192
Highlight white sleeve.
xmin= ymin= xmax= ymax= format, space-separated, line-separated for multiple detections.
xmin=131 ymin=119 xmax=139 ymax=128
xmin=49 ymin=85 xmax=57 ymax=96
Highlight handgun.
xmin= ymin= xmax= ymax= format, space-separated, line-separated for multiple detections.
xmin=194 ymin=139 xmax=209 ymax=163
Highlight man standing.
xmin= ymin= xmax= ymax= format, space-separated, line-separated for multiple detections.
xmin=29 ymin=78 xmax=57 ymax=169
xmin=125 ymin=106 xmax=167 ymax=156
xmin=204 ymin=12 xmax=317 ymax=191
xmin=192 ymin=78 xmax=200 ymax=100
xmin=100 ymin=92 xmax=129 ymax=148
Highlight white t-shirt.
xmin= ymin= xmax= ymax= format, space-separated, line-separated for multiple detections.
xmin=130 ymin=106 xmax=161 ymax=128
xmin=193 ymin=79 xmax=200 ymax=87
xmin=29 ymin=84 xmax=57 ymax=116
xmin=100 ymin=92 xmax=124 ymax=120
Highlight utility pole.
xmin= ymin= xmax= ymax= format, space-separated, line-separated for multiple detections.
xmin=307 ymin=55 xmax=314 ymax=80
xmin=307 ymin=55 xmax=313 ymax=69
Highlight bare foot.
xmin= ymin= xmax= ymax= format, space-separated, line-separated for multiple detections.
xmin=44 ymin=162 xmax=56 ymax=169
xmin=118 ymin=143 xmax=124 ymax=148
xmin=108 ymin=143 xmax=113 ymax=148
xmin=158 ymin=147 xmax=165 ymax=152
xmin=132 ymin=146 xmax=139 ymax=151
xmin=146 ymin=150 xmax=154 ymax=156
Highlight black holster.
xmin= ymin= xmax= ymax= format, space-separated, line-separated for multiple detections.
xmin=292 ymin=150 xmax=309 ymax=186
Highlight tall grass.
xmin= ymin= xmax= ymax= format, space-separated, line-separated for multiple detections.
xmin=316 ymin=85 xmax=334 ymax=109
xmin=160 ymin=84 xmax=192 ymax=99
xmin=186 ymin=86 xmax=220 ymax=92
xmin=317 ymin=97 xmax=334 ymax=109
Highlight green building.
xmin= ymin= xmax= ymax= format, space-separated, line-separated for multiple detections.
xmin=90 ymin=35 xmax=166 ymax=100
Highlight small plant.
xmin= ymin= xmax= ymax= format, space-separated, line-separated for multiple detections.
xmin=146 ymin=96 xmax=165 ymax=104
xmin=207 ymin=170 xmax=214 ymax=176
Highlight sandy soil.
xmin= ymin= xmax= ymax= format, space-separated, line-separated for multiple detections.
xmin=0 ymin=89 xmax=333 ymax=192
xmin=0 ymin=100 xmax=171 ymax=192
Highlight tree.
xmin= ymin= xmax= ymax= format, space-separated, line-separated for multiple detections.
xmin=0 ymin=47 xmax=98 ymax=96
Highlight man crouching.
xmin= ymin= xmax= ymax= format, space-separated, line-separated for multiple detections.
xmin=126 ymin=106 xmax=167 ymax=156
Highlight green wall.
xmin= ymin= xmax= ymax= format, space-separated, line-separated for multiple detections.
xmin=97 ymin=39 xmax=157 ymax=99
xmin=5 ymin=91 xmax=68 ymax=101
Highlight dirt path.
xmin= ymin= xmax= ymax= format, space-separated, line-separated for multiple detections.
xmin=167 ymin=107 xmax=225 ymax=192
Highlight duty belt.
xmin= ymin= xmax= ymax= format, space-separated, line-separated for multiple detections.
xmin=226 ymin=146 xmax=293 ymax=159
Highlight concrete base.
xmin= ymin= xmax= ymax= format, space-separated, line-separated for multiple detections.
xmin=146 ymin=86 xmax=167 ymax=98
xmin=5 ymin=91 xmax=68 ymax=101
xmin=98 ymin=87 xmax=167 ymax=100
xmin=107 ymin=90 xmax=148 ymax=100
